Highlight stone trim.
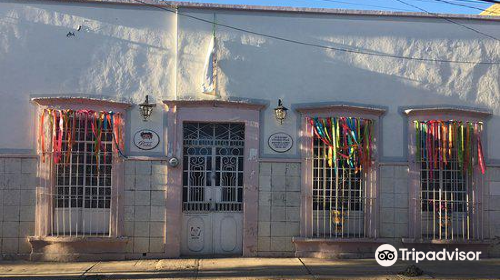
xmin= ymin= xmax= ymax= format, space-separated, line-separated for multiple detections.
xmin=258 ymin=158 xmax=301 ymax=163
xmin=297 ymin=106 xmax=383 ymax=241
xmin=401 ymin=238 xmax=490 ymax=245
xmin=164 ymin=102 xmax=262 ymax=257
xmin=406 ymin=110 xmax=487 ymax=240
xmin=126 ymin=156 xmax=168 ymax=161
xmin=0 ymin=154 xmax=38 ymax=158
xmin=163 ymin=99 xmax=267 ymax=111
xmin=295 ymin=104 xmax=386 ymax=116
xmin=403 ymin=107 xmax=492 ymax=119
xmin=28 ymin=236 xmax=129 ymax=261
xmin=32 ymin=100 xmax=128 ymax=240
xmin=31 ymin=97 xmax=132 ymax=110
xmin=292 ymin=237 xmax=388 ymax=258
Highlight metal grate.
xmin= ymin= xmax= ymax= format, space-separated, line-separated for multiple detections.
xmin=51 ymin=114 xmax=113 ymax=236
xmin=182 ymin=123 xmax=244 ymax=212
xmin=312 ymin=134 xmax=371 ymax=238
xmin=416 ymin=125 xmax=480 ymax=240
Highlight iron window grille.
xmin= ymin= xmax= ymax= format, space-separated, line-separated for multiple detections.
xmin=311 ymin=128 xmax=373 ymax=238
xmin=50 ymin=114 xmax=114 ymax=236
xmin=415 ymin=123 xmax=483 ymax=240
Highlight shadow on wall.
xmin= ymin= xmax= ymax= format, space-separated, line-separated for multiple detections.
xmin=0 ymin=1 xmax=176 ymax=149
xmin=219 ymin=32 xmax=499 ymax=113
xmin=0 ymin=2 xmax=175 ymax=100
xmin=216 ymin=24 xmax=499 ymax=158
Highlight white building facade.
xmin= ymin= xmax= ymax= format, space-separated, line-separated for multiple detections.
xmin=0 ymin=0 xmax=499 ymax=261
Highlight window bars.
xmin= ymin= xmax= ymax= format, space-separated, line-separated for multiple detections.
xmin=37 ymin=109 xmax=124 ymax=237
xmin=414 ymin=120 xmax=485 ymax=240
xmin=182 ymin=123 xmax=244 ymax=212
xmin=309 ymin=117 xmax=376 ymax=238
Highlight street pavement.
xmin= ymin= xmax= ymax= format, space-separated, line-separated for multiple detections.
xmin=1 ymin=258 xmax=500 ymax=279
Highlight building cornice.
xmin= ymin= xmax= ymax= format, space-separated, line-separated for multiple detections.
xmin=25 ymin=0 xmax=500 ymax=22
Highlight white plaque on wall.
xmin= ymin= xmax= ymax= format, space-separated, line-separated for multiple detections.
xmin=133 ymin=129 xmax=160 ymax=150
xmin=268 ymin=132 xmax=293 ymax=153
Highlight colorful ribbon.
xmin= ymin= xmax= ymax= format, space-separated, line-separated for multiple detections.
xmin=309 ymin=116 xmax=374 ymax=172
xmin=414 ymin=120 xmax=485 ymax=175
xmin=38 ymin=109 xmax=126 ymax=168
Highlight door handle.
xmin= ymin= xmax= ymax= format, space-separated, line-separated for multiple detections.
xmin=209 ymin=198 xmax=214 ymax=211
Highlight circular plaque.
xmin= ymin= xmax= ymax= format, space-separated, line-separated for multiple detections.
xmin=133 ymin=129 xmax=160 ymax=150
xmin=268 ymin=132 xmax=293 ymax=153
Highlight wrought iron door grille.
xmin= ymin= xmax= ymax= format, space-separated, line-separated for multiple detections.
xmin=312 ymin=136 xmax=370 ymax=238
xmin=416 ymin=128 xmax=480 ymax=240
xmin=52 ymin=114 xmax=113 ymax=236
xmin=183 ymin=123 xmax=244 ymax=212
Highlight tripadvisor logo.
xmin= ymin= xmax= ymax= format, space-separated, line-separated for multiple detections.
xmin=375 ymin=244 xmax=398 ymax=267
xmin=375 ymin=244 xmax=482 ymax=267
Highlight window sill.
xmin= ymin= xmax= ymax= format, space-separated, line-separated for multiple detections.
xmin=401 ymin=238 xmax=489 ymax=245
xmin=293 ymin=237 xmax=390 ymax=244
xmin=293 ymin=237 xmax=389 ymax=258
xmin=28 ymin=236 xmax=129 ymax=244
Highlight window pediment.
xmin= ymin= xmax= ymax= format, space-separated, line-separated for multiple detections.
xmin=31 ymin=96 xmax=132 ymax=111
xmin=404 ymin=107 xmax=491 ymax=120
xmin=295 ymin=103 xmax=386 ymax=118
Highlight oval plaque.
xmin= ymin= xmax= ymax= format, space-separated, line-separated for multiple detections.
xmin=268 ymin=132 xmax=293 ymax=153
xmin=133 ymin=129 xmax=160 ymax=150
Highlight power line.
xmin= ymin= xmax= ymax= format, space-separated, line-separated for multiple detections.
xmin=422 ymin=0 xmax=495 ymax=13
xmin=433 ymin=0 xmax=492 ymax=4
xmin=393 ymin=0 xmax=500 ymax=41
xmin=469 ymin=0 xmax=500 ymax=4
xmin=447 ymin=0 xmax=500 ymax=6
xmin=130 ymin=0 xmax=499 ymax=65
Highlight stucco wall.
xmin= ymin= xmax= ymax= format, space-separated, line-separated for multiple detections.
xmin=0 ymin=0 xmax=176 ymax=152
xmin=1 ymin=0 xmax=500 ymax=260
xmin=1 ymin=0 xmax=499 ymax=163
xmin=176 ymin=8 xmax=500 ymax=161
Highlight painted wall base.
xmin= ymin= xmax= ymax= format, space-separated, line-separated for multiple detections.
xmin=28 ymin=236 xmax=129 ymax=262
xmin=292 ymin=237 xmax=388 ymax=258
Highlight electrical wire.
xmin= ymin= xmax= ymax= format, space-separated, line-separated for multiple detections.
xmin=393 ymin=0 xmax=500 ymax=41
xmin=467 ymin=0 xmax=500 ymax=4
xmin=414 ymin=0 xmax=498 ymax=14
xmin=130 ymin=0 xmax=499 ymax=65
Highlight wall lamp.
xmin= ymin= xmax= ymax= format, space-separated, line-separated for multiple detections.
xmin=139 ymin=95 xmax=156 ymax=122
xmin=274 ymin=99 xmax=288 ymax=125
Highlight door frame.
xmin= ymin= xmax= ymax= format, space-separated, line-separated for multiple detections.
xmin=163 ymin=100 xmax=266 ymax=257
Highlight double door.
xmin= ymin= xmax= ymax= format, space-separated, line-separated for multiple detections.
xmin=180 ymin=123 xmax=244 ymax=255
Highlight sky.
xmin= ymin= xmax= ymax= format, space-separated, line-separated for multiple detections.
xmin=170 ymin=0 xmax=493 ymax=15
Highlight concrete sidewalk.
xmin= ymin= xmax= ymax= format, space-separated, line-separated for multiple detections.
xmin=1 ymin=258 xmax=500 ymax=279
